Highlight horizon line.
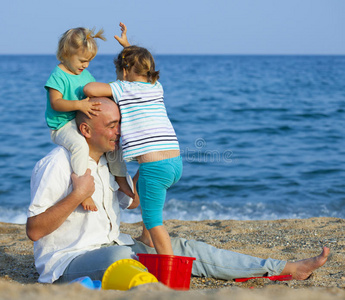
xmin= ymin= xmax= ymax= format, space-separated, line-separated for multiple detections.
xmin=1 ymin=53 xmax=345 ymax=56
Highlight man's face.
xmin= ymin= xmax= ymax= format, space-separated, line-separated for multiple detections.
xmin=88 ymin=102 xmax=121 ymax=159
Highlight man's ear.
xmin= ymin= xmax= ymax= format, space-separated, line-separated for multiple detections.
xmin=79 ymin=122 xmax=91 ymax=138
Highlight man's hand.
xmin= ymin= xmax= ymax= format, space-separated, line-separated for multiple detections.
xmin=26 ymin=169 xmax=96 ymax=241
xmin=72 ymin=169 xmax=95 ymax=200
xmin=77 ymin=97 xmax=102 ymax=119
xmin=114 ymin=22 xmax=130 ymax=47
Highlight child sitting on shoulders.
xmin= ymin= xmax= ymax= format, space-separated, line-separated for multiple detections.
xmin=45 ymin=27 xmax=134 ymax=211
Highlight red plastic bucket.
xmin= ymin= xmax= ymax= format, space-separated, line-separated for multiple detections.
xmin=138 ymin=254 xmax=196 ymax=290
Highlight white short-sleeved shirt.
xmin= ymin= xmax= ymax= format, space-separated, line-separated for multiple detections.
xmin=28 ymin=147 xmax=134 ymax=283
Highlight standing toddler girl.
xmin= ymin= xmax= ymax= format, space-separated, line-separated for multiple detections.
xmin=84 ymin=25 xmax=182 ymax=255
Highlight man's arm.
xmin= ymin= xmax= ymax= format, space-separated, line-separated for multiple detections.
xmin=26 ymin=169 xmax=95 ymax=241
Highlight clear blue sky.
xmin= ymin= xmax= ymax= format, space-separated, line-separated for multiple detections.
xmin=1 ymin=0 xmax=344 ymax=55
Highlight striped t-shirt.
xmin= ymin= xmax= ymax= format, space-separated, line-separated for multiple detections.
xmin=109 ymin=80 xmax=179 ymax=161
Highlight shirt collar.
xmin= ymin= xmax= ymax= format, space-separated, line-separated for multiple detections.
xmin=88 ymin=155 xmax=108 ymax=168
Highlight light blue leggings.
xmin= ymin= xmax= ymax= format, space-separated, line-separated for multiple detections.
xmin=137 ymin=156 xmax=183 ymax=230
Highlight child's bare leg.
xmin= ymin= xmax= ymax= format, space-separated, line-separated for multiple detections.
xmin=136 ymin=223 xmax=154 ymax=248
xmin=148 ymin=225 xmax=173 ymax=255
xmin=280 ymin=247 xmax=330 ymax=280
xmin=132 ymin=171 xmax=154 ymax=246
xmin=116 ymin=176 xmax=135 ymax=198
xmin=81 ymin=197 xmax=98 ymax=211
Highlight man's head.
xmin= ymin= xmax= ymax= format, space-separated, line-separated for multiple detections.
xmin=76 ymin=97 xmax=121 ymax=162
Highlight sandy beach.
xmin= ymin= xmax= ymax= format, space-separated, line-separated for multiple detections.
xmin=1 ymin=217 xmax=344 ymax=299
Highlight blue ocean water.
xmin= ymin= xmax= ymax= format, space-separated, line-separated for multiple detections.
xmin=0 ymin=54 xmax=344 ymax=224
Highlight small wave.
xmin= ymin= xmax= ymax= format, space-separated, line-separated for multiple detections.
xmin=2 ymin=197 xmax=344 ymax=226
xmin=0 ymin=208 xmax=27 ymax=224
xmin=301 ymin=168 xmax=343 ymax=177
xmin=295 ymin=113 xmax=329 ymax=119
xmin=0 ymin=153 xmax=15 ymax=159
xmin=122 ymin=198 xmax=344 ymax=223
xmin=233 ymin=126 xmax=293 ymax=135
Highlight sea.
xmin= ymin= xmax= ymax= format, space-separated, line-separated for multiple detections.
xmin=0 ymin=54 xmax=344 ymax=224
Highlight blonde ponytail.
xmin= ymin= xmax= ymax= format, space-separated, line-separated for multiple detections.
xmin=86 ymin=28 xmax=106 ymax=42
xmin=57 ymin=27 xmax=106 ymax=62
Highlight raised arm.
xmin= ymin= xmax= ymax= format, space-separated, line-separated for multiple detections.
xmin=26 ymin=169 xmax=95 ymax=241
xmin=114 ymin=22 xmax=130 ymax=47
xmin=83 ymin=82 xmax=113 ymax=98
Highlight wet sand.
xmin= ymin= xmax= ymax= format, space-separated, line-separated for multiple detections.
xmin=1 ymin=217 xmax=344 ymax=299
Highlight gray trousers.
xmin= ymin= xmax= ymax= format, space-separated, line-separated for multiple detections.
xmin=56 ymin=237 xmax=286 ymax=283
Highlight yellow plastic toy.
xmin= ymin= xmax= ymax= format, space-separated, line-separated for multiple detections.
xmin=101 ymin=259 xmax=158 ymax=290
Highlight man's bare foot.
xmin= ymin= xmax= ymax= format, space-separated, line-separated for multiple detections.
xmin=281 ymin=247 xmax=330 ymax=280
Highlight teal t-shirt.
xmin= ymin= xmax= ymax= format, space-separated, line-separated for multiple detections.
xmin=45 ymin=66 xmax=96 ymax=130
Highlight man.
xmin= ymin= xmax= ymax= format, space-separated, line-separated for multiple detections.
xmin=26 ymin=97 xmax=329 ymax=284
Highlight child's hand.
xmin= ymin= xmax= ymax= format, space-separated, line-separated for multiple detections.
xmin=78 ymin=97 xmax=101 ymax=118
xmin=116 ymin=176 xmax=135 ymax=198
xmin=114 ymin=22 xmax=130 ymax=47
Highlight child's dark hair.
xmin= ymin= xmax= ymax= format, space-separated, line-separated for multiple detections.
xmin=114 ymin=46 xmax=160 ymax=83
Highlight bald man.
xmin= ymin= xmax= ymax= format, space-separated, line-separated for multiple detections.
xmin=26 ymin=97 xmax=329 ymax=284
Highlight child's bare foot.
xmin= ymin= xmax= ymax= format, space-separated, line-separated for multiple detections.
xmin=135 ymin=223 xmax=154 ymax=248
xmin=135 ymin=234 xmax=154 ymax=248
xmin=116 ymin=176 xmax=135 ymax=198
xmin=281 ymin=247 xmax=330 ymax=280
xmin=81 ymin=197 xmax=98 ymax=211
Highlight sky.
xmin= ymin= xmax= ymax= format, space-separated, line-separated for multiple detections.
xmin=0 ymin=0 xmax=344 ymax=55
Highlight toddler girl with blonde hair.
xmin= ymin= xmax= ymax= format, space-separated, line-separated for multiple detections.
xmin=45 ymin=27 xmax=133 ymax=211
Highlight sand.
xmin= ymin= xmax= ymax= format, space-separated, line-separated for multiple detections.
xmin=0 ymin=217 xmax=344 ymax=299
